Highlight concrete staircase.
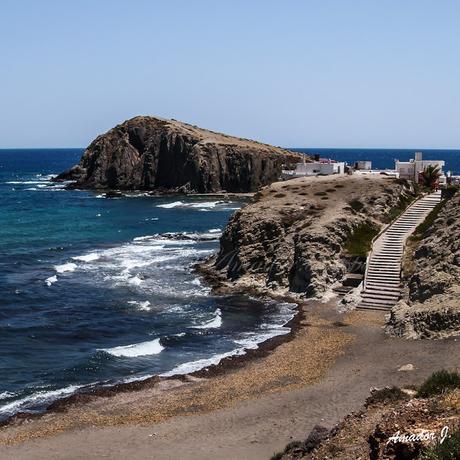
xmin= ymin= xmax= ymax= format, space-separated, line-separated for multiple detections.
xmin=358 ymin=191 xmax=442 ymax=311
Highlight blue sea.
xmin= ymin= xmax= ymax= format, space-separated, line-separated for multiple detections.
xmin=0 ymin=149 xmax=296 ymax=420
xmin=1 ymin=147 xmax=459 ymax=421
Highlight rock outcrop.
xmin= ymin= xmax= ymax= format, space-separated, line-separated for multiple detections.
xmin=200 ymin=175 xmax=417 ymax=298
xmin=387 ymin=192 xmax=460 ymax=339
xmin=55 ymin=116 xmax=303 ymax=193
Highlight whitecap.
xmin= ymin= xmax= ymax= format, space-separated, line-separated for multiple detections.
xmin=127 ymin=275 xmax=143 ymax=286
xmin=0 ymin=385 xmax=84 ymax=417
xmin=101 ymin=338 xmax=164 ymax=357
xmin=191 ymin=308 xmax=222 ymax=329
xmin=0 ymin=391 xmax=16 ymax=400
xmin=189 ymin=201 xmax=223 ymax=209
xmin=208 ymin=228 xmax=222 ymax=233
xmin=156 ymin=201 xmax=184 ymax=209
xmin=45 ymin=275 xmax=58 ymax=286
xmin=72 ymin=253 xmax=100 ymax=262
xmin=127 ymin=300 xmax=151 ymax=311
xmin=54 ymin=262 xmax=77 ymax=273
xmin=160 ymin=348 xmax=246 ymax=377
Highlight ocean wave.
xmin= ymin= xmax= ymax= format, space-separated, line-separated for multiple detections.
xmin=45 ymin=275 xmax=58 ymax=286
xmin=0 ymin=384 xmax=84 ymax=418
xmin=127 ymin=275 xmax=143 ymax=286
xmin=127 ymin=300 xmax=151 ymax=311
xmin=54 ymin=262 xmax=77 ymax=273
xmin=0 ymin=391 xmax=16 ymax=400
xmin=191 ymin=308 xmax=222 ymax=329
xmin=208 ymin=228 xmax=222 ymax=233
xmin=160 ymin=348 xmax=246 ymax=377
xmin=72 ymin=253 xmax=101 ymax=262
xmin=156 ymin=201 xmax=184 ymax=209
xmin=100 ymin=338 xmax=164 ymax=357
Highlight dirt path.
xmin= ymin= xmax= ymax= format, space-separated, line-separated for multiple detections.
xmin=0 ymin=303 xmax=458 ymax=460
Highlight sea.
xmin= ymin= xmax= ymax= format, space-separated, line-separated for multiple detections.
xmin=0 ymin=147 xmax=459 ymax=420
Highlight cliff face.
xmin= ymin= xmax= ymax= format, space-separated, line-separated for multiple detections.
xmin=388 ymin=192 xmax=460 ymax=339
xmin=201 ymin=175 xmax=415 ymax=298
xmin=56 ymin=116 xmax=302 ymax=193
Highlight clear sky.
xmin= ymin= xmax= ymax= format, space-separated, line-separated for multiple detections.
xmin=1 ymin=0 xmax=459 ymax=149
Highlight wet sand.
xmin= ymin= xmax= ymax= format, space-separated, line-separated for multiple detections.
xmin=0 ymin=299 xmax=458 ymax=459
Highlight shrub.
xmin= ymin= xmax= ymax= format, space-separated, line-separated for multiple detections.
xmin=417 ymin=370 xmax=460 ymax=398
xmin=344 ymin=223 xmax=380 ymax=257
xmin=386 ymin=193 xmax=416 ymax=222
xmin=418 ymin=425 xmax=460 ymax=460
xmin=410 ymin=201 xmax=447 ymax=242
xmin=349 ymin=199 xmax=364 ymax=212
xmin=365 ymin=387 xmax=409 ymax=407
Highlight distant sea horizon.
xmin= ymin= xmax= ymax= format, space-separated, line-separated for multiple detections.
xmin=2 ymin=147 xmax=458 ymax=175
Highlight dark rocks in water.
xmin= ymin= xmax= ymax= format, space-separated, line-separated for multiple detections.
xmin=57 ymin=116 xmax=303 ymax=193
xmin=53 ymin=164 xmax=86 ymax=182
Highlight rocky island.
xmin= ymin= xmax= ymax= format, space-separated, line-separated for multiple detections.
xmin=55 ymin=116 xmax=303 ymax=193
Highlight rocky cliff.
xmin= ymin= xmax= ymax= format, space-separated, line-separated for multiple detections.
xmin=55 ymin=116 xmax=302 ymax=193
xmin=200 ymin=175 xmax=416 ymax=298
xmin=388 ymin=192 xmax=460 ymax=339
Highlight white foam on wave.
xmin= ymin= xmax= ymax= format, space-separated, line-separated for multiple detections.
xmin=0 ymin=391 xmax=16 ymax=400
xmin=45 ymin=275 xmax=58 ymax=286
xmin=72 ymin=253 xmax=101 ymax=262
xmin=54 ymin=262 xmax=77 ymax=273
xmin=127 ymin=300 xmax=151 ymax=311
xmin=189 ymin=201 xmax=223 ymax=209
xmin=127 ymin=275 xmax=143 ymax=286
xmin=160 ymin=348 xmax=246 ymax=377
xmin=191 ymin=308 xmax=222 ymax=329
xmin=208 ymin=228 xmax=221 ymax=233
xmin=0 ymin=385 xmax=84 ymax=417
xmin=157 ymin=201 xmax=184 ymax=209
xmin=101 ymin=338 xmax=164 ymax=357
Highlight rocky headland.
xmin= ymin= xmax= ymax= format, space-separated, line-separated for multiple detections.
xmin=55 ymin=116 xmax=303 ymax=193
xmin=200 ymin=175 xmax=418 ymax=299
xmin=388 ymin=191 xmax=460 ymax=339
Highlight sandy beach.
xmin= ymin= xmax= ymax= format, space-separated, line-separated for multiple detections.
xmin=1 ymin=298 xmax=458 ymax=460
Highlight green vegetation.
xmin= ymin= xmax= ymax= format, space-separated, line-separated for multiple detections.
xmin=410 ymin=200 xmax=447 ymax=242
xmin=344 ymin=222 xmax=380 ymax=257
xmin=417 ymin=370 xmax=460 ymax=398
xmin=419 ymin=165 xmax=442 ymax=190
xmin=386 ymin=193 xmax=417 ymax=222
xmin=418 ymin=426 xmax=460 ymax=460
xmin=365 ymin=387 xmax=409 ymax=407
xmin=349 ymin=199 xmax=364 ymax=212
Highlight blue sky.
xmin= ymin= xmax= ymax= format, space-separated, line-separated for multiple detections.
xmin=1 ymin=0 xmax=459 ymax=148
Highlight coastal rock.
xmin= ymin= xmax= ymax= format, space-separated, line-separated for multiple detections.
xmin=201 ymin=176 xmax=415 ymax=298
xmin=55 ymin=116 xmax=303 ymax=193
xmin=387 ymin=192 xmax=460 ymax=339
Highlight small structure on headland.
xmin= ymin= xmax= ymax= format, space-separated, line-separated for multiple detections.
xmin=354 ymin=160 xmax=372 ymax=170
xmin=281 ymin=154 xmax=345 ymax=179
xmin=396 ymin=152 xmax=447 ymax=185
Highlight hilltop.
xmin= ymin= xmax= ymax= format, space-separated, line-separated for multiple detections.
xmin=55 ymin=116 xmax=303 ymax=193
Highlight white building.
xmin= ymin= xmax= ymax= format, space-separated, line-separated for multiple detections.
xmin=282 ymin=158 xmax=345 ymax=178
xmin=395 ymin=152 xmax=446 ymax=184
xmin=355 ymin=160 xmax=372 ymax=170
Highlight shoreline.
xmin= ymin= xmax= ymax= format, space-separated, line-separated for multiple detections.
xmin=1 ymin=297 xmax=458 ymax=457
xmin=0 ymin=290 xmax=305 ymax=429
